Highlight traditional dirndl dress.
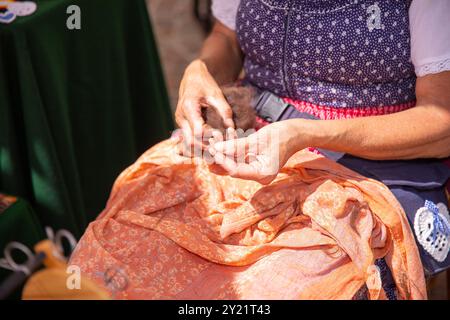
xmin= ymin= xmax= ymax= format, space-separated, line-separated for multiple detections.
xmin=234 ymin=0 xmax=450 ymax=297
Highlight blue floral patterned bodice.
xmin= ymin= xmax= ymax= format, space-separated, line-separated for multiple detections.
xmin=236 ymin=0 xmax=415 ymax=107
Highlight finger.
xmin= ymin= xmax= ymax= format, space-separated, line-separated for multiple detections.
xmin=231 ymin=161 xmax=276 ymax=184
xmin=213 ymin=152 xmax=237 ymax=175
xmin=178 ymin=119 xmax=205 ymax=157
xmin=219 ymin=158 xmax=263 ymax=182
xmin=208 ymin=143 xmax=216 ymax=156
xmin=245 ymin=153 xmax=257 ymax=164
xmin=226 ymin=127 xmax=237 ymax=140
xmin=212 ymin=130 xmax=223 ymax=143
xmin=183 ymin=100 xmax=205 ymax=137
xmin=213 ymin=149 xmax=256 ymax=179
xmin=209 ymin=130 xmax=223 ymax=148
xmin=202 ymin=127 xmax=215 ymax=147
xmin=233 ymin=161 xmax=263 ymax=180
xmin=213 ymin=137 xmax=249 ymax=157
xmin=177 ymin=119 xmax=192 ymax=146
xmin=174 ymin=107 xmax=185 ymax=128
xmin=179 ymin=125 xmax=194 ymax=157
xmin=213 ymin=150 xmax=276 ymax=183
xmin=226 ymin=128 xmax=248 ymax=163
xmin=206 ymin=95 xmax=234 ymax=129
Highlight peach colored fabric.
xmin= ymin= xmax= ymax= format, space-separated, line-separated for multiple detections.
xmin=70 ymin=138 xmax=427 ymax=300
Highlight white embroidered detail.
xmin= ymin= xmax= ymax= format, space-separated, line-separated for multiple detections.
xmin=414 ymin=202 xmax=450 ymax=262
xmin=366 ymin=3 xmax=382 ymax=32
xmin=415 ymin=58 xmax=450 ymax=77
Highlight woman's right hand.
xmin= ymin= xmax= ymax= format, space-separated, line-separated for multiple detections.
xmin=175 ymin=59 xmax=234 ymax=151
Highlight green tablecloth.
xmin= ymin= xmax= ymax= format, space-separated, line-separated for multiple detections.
xmin=0 ymin=0 xmax=174 ymax=237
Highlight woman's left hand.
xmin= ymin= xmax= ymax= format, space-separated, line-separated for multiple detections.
xmin=208 ymin=121 xmax=300 ymax=184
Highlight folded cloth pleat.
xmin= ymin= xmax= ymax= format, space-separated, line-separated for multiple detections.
xmin=70 ymin=138 xmax=426 ymax=300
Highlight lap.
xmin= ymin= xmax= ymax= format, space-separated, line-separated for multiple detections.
xmin=337 ymin=155 xmax=450 ymax=276
xmin=69 ymin=140 xmax=428 ymax=299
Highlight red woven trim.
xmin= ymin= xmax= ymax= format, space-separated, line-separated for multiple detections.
xmin=255 ymin=116 xmax=269 ymax=129
xmin=283 ymin=98 xmax=416 ymax=120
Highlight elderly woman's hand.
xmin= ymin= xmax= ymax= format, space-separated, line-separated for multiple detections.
xmin=208 ymin=121 xmax=301 ymax=184
xmin=175 ymin=59 xmax=234 ymax=150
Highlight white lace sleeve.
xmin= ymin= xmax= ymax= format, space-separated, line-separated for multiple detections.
xmin=410 ymin=0 xmax=450 ymax=77
xmin=211 ymin=0 xmax=240 ymax=31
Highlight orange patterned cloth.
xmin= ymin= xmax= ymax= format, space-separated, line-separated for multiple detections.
xmin=70 ymin=138 xmax=426 ymax=299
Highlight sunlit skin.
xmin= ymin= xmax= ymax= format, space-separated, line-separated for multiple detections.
xmin=175 ymin=21 xmax=450 ymax=184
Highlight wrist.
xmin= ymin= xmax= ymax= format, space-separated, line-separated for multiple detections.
xmin=283 ymin=119 xmax=328 ymax=153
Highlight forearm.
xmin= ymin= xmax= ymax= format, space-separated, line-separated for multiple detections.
xmin=286 ymin=104 xmax=450 ymax=160
xmin=196 ymin=22 xmax=243 ymax=85
xmin=285 ymin=72 xmax=450 ymax=160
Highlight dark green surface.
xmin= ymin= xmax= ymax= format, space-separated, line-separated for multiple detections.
xmin=0 ymin=0 xmax=174 ymax=237
xmin=0 ymin=198 xmax=45 ymax=299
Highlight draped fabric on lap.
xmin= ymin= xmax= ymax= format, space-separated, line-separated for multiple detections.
xmin=70 ymin=139 xmax=426 ymax=300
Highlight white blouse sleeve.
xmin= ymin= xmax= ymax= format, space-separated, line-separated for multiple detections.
xmin=410 ymin=0 xmax=450 ymax=77
xmin=211 ymin=0 xmax=240 ymax=31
